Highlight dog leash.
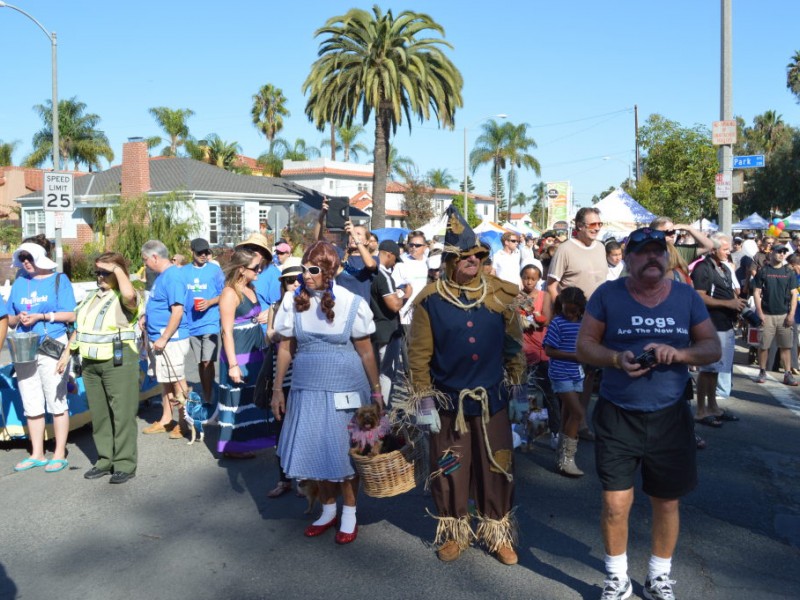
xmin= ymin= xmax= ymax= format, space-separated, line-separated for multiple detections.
xmin=160 ymin=347 xmax=188 ymax=406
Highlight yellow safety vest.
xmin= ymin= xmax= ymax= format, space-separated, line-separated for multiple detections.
xmin=72 ymin=289 xmax=141 ymax=360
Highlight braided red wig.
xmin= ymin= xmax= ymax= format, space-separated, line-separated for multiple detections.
xmin=293 ymin=241 xmax=341 ymax=322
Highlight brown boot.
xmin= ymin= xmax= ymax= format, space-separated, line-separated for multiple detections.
xmin=556 ymin=436 xmax=584 ymax=477
xmin=495 ymin=544 xmax=518 ymax=565
xmin=437 ymin=540 xmax=462 ymax=562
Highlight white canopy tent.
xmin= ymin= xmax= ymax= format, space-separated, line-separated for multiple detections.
xmin=593 ymin=188 xmax=656 ymax=240
xmin=501 ymin=221 xmax=541 ymax=237
xmin=690 ymin=218 xmax=719 ymax=232
xmin=473 ymin=220 xmax=508 ymax=234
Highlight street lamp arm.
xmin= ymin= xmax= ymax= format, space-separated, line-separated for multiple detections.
xmin=0 ymin=2 xmax=54 ymax=40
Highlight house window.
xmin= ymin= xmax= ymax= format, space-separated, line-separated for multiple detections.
xmin=357 ymin=182 xmax=368 ymax=192
xmin=258 ymin=207 xmax=269 ymax=223
xmin=24 ymin=209 xmax=46 ymax=237
xmin=209 ymin=204 xmax=243 ymax=246
xmin=329 ymin=180 xmax=334 ymax=189
xmin=483 ymin=204 xmax=489 ymax=216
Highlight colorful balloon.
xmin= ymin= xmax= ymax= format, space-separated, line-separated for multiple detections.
xmin=778 ymin=221 xmax=786 ymax=230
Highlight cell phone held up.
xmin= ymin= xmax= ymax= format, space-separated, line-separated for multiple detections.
xmin=635 ymin=348 xmax=657 ymax=369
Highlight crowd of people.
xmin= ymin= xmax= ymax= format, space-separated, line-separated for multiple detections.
xmin=6 ymin=201 xmax=798 ymax=599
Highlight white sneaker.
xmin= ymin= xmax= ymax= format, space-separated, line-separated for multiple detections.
xmin=600 ymin=575 xmax=632 ymax=600
xmin=643 ymin=574 xmax=676 ymax=600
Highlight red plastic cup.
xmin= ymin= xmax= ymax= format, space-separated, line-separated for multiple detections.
xmin=194 ymin=297 xmax=203 ymax=310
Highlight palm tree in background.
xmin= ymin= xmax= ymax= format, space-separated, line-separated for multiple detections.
xmin=752 ymin=110 xmax=786 ymax=154
xmin=256 ymin=141 xmax=284 ymax=177
xmin=387 ymin=146 xmax=415 ymax=181
xmin=251 ymin=84 xmax=290 ymax=144
xmin=426 ymin=168 xmax=455 ymax=189
xmin=321 ymin=124 xmax=369 ymax=162
xmin=787 ymin=50 xmax=800 ymax=103
xmin=303 ymin=6 xmax=463 ymax=228
xmin=503 ymin=122 xmax=541 ymax=211
xmin=532 ymin=181 xmax=547 ymax=227
xmin=24 ymin=97 xmax=114 ymax=170
xmin=148 ymin=106 xmax=194 ymax=156
xmin=0 ymin=140 xmax=19 ymax=167
xmin=470 ymin=119 xmax=508 ymax=216
xmin=205 ymin=134 xmax=242 ymax=170
xmin=279 ymin=138 xmax=321 ymax=162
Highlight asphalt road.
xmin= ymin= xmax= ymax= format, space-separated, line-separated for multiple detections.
xmin=1 ymin=343 xmax=799 ymax=600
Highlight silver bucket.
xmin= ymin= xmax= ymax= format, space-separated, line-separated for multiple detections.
xmin=7 ymin=331 xmax=40 ymax=364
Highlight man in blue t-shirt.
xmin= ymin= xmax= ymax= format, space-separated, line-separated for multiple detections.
xmin=577 ymin=227 xmax=720 ymax=600
xmin=141 ymin=240 xmax=191 ymax=437
xmin=184 ymin=238 xmax=224 ymax=402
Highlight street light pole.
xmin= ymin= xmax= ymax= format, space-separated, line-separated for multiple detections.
xmin=0 ymin=2 xmax=59 ymax=171
xmin=463 ymin=114 xmax=507 ymax=218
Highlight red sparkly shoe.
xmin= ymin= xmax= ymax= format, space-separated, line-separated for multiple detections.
xmin=304 ymin=517 xmax=337 ymax=537
xmin=334 ymin=524 xmax=358 ymax=545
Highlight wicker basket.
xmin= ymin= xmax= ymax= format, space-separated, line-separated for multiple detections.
xmin=351 ymin=433 xmax=423 ymax=498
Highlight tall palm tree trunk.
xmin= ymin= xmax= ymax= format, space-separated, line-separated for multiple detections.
xmin=330 ymin=123 xmax=336 ymax=160
xmin=372 ymin=110 xmax=390 ymax=229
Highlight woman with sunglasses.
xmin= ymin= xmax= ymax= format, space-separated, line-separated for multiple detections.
xmin=7 ymin=237 xmax=76 ymax=473
xmin=217 ymin=250 xmax=273 ymax=459
xmin=58 ymin=253 xmax=142 ymax=483
xmin=271 ymin=241 xmax=381 ymax=544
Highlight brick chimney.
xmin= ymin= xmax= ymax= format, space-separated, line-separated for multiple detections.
xmin=121 ymin=137 xmax=150 ymax=198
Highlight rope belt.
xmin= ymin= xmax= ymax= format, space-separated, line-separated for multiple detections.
xmin=455 ymin=386 xmax=513 ymax=482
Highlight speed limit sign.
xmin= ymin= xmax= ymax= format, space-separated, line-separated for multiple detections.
xmin=43 ymin=172 xmax=74 ymax=212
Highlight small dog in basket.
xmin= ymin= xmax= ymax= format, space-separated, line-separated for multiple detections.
xmin=184 ymin=389 xmax=219 ymax=445
xmin=348 ymin=405 xmax=390 ymax=457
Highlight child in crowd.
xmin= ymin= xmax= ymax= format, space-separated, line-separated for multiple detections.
xmin=517 ymin=265 xmax=559 ymax=449
xmin=605 ymin=240 xmax=624 ymax=280
xmin=543 ymin=286 xmax=587 ymax=477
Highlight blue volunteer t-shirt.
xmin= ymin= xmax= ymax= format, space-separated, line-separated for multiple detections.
xmin=543 ymin=315 xmax=584 ymax=381
xmin=254 ymin=263 xmax=282 ymax=308
xmin=7 ymin=272 xmax=76 ymax=341
xmin=146 ymin=266 xmax=189 ymax=340
xmin=587 ymin=278 xmax=709 ymax=412
xmin=336 ymin=254 xmax=375 ymax=301
xmin=183 ymin=262 xmax=224 ymax=336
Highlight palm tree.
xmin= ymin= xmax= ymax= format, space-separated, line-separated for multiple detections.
xmin=321 ymin=124 xmax=369 ymax=162
xmin=24 ymin=97 xmax=114 ymax=170
xmin=203 ymin=134 xmax=242 ymax=170
xmin=280 ymin=138 xmax=321 ymax=161
xmin=387 ymin=146 xmax=415 ymax=181
xmin=426 ymin=168 xmax=455 ymax=189
xmin=469 ymin=119 xmax=508 ymax=216
xmin=752 ymin=110 xmax=785 ymax=154
xmin=503 ymin=122 xmax=541 ymax=210
xmin=787 ymin=50 xmax=800 ymax=103
xmin=532 ymin=181 xmax=547 ymax=227
xmin=148 ymin=106 xmax=194 ymax=156
xmin=251 ymin=84 xmax=290 ymax=144
xmin=303 ymin=6 xmax=463 ymax=228
xmin=0 ymin=140 xmax=19 ymax=167
xmin=256 ymin=140 xmax=285 ymax=177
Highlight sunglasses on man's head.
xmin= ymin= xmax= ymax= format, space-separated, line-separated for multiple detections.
xmin=628 ymin=228 xmax=667 ymax=244
xmin=18 ymin=252 xmax=34 ymax=263
xmin=303 ymin=265 xmax=322 ymax=275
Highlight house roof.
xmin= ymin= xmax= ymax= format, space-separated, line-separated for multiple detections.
xmin=16 ymin=157 xmax=307 ymax=202
xmin=0 ymin=166 xmax=87 ymax=192
xmin=281 ymin=165 xmax=373 ymax=179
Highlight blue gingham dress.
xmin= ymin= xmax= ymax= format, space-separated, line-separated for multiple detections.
xmin=277 ymin=297 xmax=369 ymax=481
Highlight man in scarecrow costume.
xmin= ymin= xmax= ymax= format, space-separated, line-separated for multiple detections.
xmin=407 ymin=205 xmax=526 ymax=565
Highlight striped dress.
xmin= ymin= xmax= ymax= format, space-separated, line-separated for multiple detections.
xmin=218 ymin=292 xmax=273 ymax=453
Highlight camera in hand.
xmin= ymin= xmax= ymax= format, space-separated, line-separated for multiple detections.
xmin=740 ymin=306 xmax=763 ymax=327
xmin=635 ymin=348 xmax=657 ymax=369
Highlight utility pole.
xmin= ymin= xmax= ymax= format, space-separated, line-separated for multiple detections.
xmin=719 ymin=0 xmax=733 ymax=235
xmin=634 ymin=104 xmax=640 ymax=182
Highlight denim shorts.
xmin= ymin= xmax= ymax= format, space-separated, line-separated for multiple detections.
xmin=551 ymin=378 xmax=584 ymax=394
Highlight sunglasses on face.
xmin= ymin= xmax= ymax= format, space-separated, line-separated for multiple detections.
xmin=18 ymin=252 xmax=34 ymax=263
xmin=583 ymin=222 xmax=603 ymax=230
xmin=281 ymin=276 xmax=299 ymax=285
xmin=303 ymin=265 xmax=322 ymax=275
xmin=276 ymin=250 xmax=290 ymax=255
xmin=628 ymin=228 xmax=667 ymax=244
xmin=407 ymin=243 xmax=426 ymax=249
xmin=507 ymin=239 xmax=519 ymax=244
xmin=194 ymin=250 xmax=211 ymax=256
xmin=244 ymin=264 xmax=263 ymax=273
xmin=94 ymin=269 xmax=113 ymax=277
xmin=663 ymin=229 xmax=677 ymax=236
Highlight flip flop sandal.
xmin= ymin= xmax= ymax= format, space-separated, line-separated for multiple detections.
xmin=715 ymin=411 xmax=740 ymax=422
xmin=45 ymin=459 xmax=69 ymax=473
xmin=267 ymin=482 xmax=292 ymax=498
xmin=14 ymin=458 xmax=48 ymax=472
xmin=695 ymin=415 xmax=723 ymax=428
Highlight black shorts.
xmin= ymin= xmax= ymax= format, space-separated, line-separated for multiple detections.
xmin=592 ymin=397 xmax=697 ymax=499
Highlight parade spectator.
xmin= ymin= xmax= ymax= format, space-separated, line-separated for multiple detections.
xmin=8 ymin=238 xmax=76 ymax=473
xmin=730 ymin=236 xmax=745 ymax=269
xmin=275 ymin=241 xmax=293 ymax=265
xmin=171 ymin=254 xmax=186 ymax=267
xmin=184 ymin=238 xmax=224 ymax=403
xmin=236 ymin=233 xmax=281 ymax=327
xmin=62 ymin=253 xmax=141 ymax=483
xmin=544 ymin=287 xmax=587 ymax=476
xmin=753 ymin=244 xmax=798 ymax=385
xmin=650 ymin=217 xmax=714 ymax=268
xmin=605 ymin=240 xmax=624 ymax=281
xmin=392 ymin=230 xmax=429 ymax=367
xmin=141 ymin=240 xmax=191 ymax=438
xmin=370 ymin=240 xmax=409 ymax=404
xmin=367 ymin=231 xmax=380 ymax=255
xmin=576 ymin=227 xmax=720 ymax=600
xmin=493 ymin=231 xmax=524 ymax=287
xmin=217 ymin=250 xmax=273 ymax=458
xmin=691 ymin=233 xmax=746 ymax=426
xmin=271 ymin=241 xmax=382 ymax=545
xmin=336 ymin=220 xmax=378 ymax=300
xmin=266 ymin=258 xmax=303 ymax=498
xmin=407 ymin=206 xmax=525 ymax=565
xmin=752 ymin=235 xmax=774 ymax=270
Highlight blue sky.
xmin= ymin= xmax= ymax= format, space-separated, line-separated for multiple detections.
xmin=2 ymin=1 xmax=798 ymax=210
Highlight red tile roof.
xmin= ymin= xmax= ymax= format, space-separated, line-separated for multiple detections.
xmin=281 ymin=165 xmax=372 ymax=178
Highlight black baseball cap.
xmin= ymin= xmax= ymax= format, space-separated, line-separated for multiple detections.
xmin=190 ymin=238 xmax=211 ymax=253
xmin=378 ymin=240 xmax=403 ymax=262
